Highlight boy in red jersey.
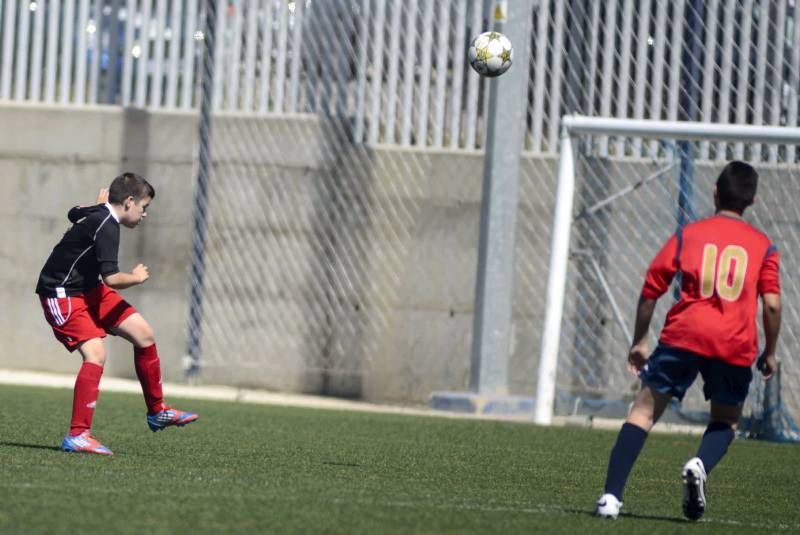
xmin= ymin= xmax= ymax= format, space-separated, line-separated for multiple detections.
xmin=36 ymin=173 xmax=198 ymax=455
xmin=594 ymin=161 xmax=781 ymax=520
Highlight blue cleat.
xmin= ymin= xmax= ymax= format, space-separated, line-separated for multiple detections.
xmin=61 ymin=431 xmax=113 ymax=456
xmin=147 ymin=406 xmax=199 ymax=432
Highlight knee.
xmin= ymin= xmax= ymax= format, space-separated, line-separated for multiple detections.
xmin=626 ymin=392 xmax=665 ymax=432
xmin=709 ymin=403 xmax=742 ymax=431
xmin=136 ymin=323 xmax=156 ymax=348
xmin=627 ymin=412 xmax=655 ymax=432
xmin=710 ymin=419 xmax=737 ymax=432
xmin=627 ymin=403 xmax=657 ymax=431
xmin=83 ymin=346 xmax=107 ymax=367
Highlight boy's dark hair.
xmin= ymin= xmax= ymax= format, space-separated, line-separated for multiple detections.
xmin=108 ymin=172 xmax=155 ymax=204
xmin=716 ymin=161 xmax=757 ymax=213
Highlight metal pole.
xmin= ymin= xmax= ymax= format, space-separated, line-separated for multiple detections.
xmin=105 ymin=0 xmax=123 ymax=104
xmin=535 ymin=127 xmax=576 ymax=425
xmin=469 ymin=0 xmax=533 ymax=395
xmin=565 ymin=0 xmax=588 ymax=115
xmin=185 ymin=0 xmax=217 ymax=379
xmin=675 ymin=0 xmax=703 ymax=303
xmin=678 ymin=0 xmax=703 ymax=224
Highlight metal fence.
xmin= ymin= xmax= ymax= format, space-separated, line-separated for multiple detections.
xmin=554 ymin=127 xmax=800 ymax=438
xmin=3 ymin=0 xmax=800 ymax=426
xmin=3 ymin=1 xmax=800 ymax=155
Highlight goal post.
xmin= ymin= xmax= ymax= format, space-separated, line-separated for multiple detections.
xmin=535 ymin=116 xmax=800 ymax=441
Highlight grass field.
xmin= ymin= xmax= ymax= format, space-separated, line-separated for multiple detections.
xmin=1 ymin=384 xmax=799 ymax=534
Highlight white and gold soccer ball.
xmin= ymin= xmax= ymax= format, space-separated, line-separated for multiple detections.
xmin=468 ymin=31 xmax=513 ymax=77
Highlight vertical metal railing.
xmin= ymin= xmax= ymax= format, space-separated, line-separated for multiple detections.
xmin=614 ymin=0 xmax=634 ymax=157
xmin=415 ymin=0 xmax=434 ymax=147
xmin=384 ymin=0 xmax=402 ymax=144
xmin=1 ymin=0 xmax=800 ymax=157
xmin=367 ymin=0 xmax=387 ymax=144
xmin=29 ymin=0 xmax=44 ymax=100
xmin=13 ymin=0 xmax=29 ymax=100
xmin=698 ymin=0 xmax=720 ymax=160
xmin=431 ymin=0 xmax=450 ymax=147
xmin=449 ymin=0 xmax=467 ymax=148
xmin=787 ymin=3 xmax=800 ymax=163
xmin=399 ymin=0 xmax=418 ymax=145
xmin=529 ymin=0 xmax=548 ymax=153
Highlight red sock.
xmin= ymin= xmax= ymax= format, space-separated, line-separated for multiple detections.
xmin=70 ymin=362 xmax=103 ymax=436
xmin=134 ymin=343 xmax=165 ymax=415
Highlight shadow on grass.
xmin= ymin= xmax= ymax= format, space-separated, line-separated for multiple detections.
xmin=569 ymin=508 xmax=687 ymax=525
xmin=619 ymin=512 xmax=688 ymax=524
xmin=0 ymin=441 xmax=62 ymax=452
xmin=580 ymin=509 xmax=693 ymax=524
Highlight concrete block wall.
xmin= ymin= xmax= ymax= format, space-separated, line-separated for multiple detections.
xmin=0 ymin=102 xmax=558 ymax=405
xmin=0 ymin=103 xmax=198 ymax=386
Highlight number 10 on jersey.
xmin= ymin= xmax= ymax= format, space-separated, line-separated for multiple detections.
xmin=700 ymin=244 xmax=748 ymax=301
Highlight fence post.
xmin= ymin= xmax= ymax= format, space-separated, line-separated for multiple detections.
xmin=185 ymin=0 xmax=217 ymax=379
xmin=469 ymin=0 xmax=534 ymax=395
xmin=105 ymin=0 xmax=123 ymax=104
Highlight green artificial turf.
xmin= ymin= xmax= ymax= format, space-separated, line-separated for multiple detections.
xmin=1 ymin=384 xmax=798 ymax=534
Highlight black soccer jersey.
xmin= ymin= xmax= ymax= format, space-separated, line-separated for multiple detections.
xmin=36 ymin=204 xmax=121 ymax=297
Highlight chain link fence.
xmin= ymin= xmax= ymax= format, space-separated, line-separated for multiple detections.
xmin=559 ymin=134 xmax=799 ymax=438
xmin=4 ymin=1 xmax=800 ymax=154
xmin=2 ymin=0 xmax=800 ymax=425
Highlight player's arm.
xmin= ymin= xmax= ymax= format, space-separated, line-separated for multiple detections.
xmin=757 ymin=293 xmax=781 ymax=380
xmin=757 ymin=246 xmax=781 ymax=379
xmin=94 ymin=216 xmax=149 ymax=290
xmin=627 ymin=296 xmax=658 ymax=376
xmin=627 ymin=233 xmax=680 ymax=375
xmin=103 ymin=265 xmax=149 ymax=290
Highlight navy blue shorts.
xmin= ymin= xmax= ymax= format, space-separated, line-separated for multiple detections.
xmin=639 ymin=344 xmax=753 ymax=406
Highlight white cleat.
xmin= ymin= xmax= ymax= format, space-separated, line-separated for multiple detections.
xmin=682 ymin=457 xmax=707 ymax=521
xmin=595 ymin=493 xmax=622 ymax=519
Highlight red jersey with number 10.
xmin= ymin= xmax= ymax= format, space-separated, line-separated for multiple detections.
xmin=641 ymin=214 xmax=780 ymax=367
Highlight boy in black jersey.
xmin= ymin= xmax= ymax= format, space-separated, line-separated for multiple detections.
xmin=36 ymin=173 xmax=198 ymax=455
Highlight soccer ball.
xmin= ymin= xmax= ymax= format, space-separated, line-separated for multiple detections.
xmin=468 ymin=31 xmax=513 ymax=77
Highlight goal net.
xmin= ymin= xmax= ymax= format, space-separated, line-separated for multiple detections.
xmin=537 ymin=117 xmax=800 ymax=442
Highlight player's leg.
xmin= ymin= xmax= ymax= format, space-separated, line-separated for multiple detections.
xmin=39 ymin=293 xmax=113 ymax=454
xmin=597 ymin=384 xmax=672 ymax=518
xmin=681 ymin=402 xmax=740 ymax=521
xmin=697 ymin=401 xmax=741 ymax=473
xmin=95 ymin=284 xmax=165 ymax=413
xmin=61 ymin=338 xmax=113 ymax=455
xmin=597 ymin=345 xmax=698 ymax=518
xmin=627 ymin=383 xmax=672 ymax=430
xmin=69 ymin=338 xmax=106 ymax=435
xmin=110 ymin=312 xmax=163 ymax=413
xmin=110 ymin=311 xmax=198 ymax=431
xmin=681 ymin=360 xmax=750 ymax=521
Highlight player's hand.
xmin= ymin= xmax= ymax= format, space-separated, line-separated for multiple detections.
xmin=132 ymin=263 xmax=150 ymax=284
xmin=756 ymin=352 xmax=778 ymax=380
xmin=627 ymin=343 xmax=649 ymax=377
xmin=96 ymin=188 xmax=109 ymax=204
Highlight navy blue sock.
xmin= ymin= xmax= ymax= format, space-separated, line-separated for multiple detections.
xmin=603 ymin=422 xmax=649 ymax=500
xmin=696 ymin=421 xmax=735 ymax=474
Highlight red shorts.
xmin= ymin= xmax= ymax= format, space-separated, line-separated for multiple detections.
xmin=39 ymin=284 xmax=137 ymax=352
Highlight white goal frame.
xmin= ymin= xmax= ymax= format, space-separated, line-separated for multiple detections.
xmin=535 ymin=115 xmax=800 ymax=425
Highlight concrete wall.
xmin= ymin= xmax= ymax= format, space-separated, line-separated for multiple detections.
xmin=0 ymin=103 xmax=198 ymax=386
xmin=1 ymin=103 xmax=555 ymax=405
